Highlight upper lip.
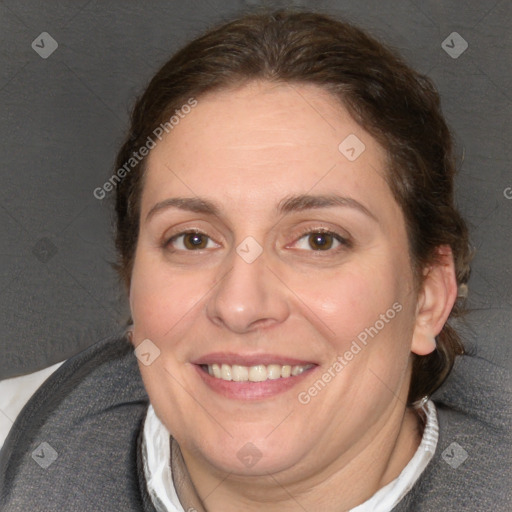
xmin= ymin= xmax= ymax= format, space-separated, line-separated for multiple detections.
xmin=192 ymin=352 xmax=317 ymax=367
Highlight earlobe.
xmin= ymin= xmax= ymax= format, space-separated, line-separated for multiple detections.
xmin=411 ymin=245 xmax=458 ymax=356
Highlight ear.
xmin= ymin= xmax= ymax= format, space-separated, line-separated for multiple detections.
xmin=411 ymin=245 xmax=458 ymax=356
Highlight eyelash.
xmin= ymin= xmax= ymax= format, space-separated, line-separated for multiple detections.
xmin=163 ymin=228 xmax=351 ymax=252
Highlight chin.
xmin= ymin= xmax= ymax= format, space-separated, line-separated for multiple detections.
xmin=196 ymin=436 xmax=303 ymax=477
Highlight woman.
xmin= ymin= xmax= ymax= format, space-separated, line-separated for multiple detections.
xmin=1 ymin=9 xmax=510 ymax=512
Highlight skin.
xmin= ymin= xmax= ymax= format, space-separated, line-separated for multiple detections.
xmin=129 ymin=81 xmax=457 ymax=511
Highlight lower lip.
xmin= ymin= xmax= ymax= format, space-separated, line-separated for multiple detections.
xmin=194 ymin=365 xmax=316 ymax=400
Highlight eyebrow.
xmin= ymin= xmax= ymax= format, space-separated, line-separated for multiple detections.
xmin=277 ymin=194 xmax=377 ymax=221
xmin=146 ymin=197 xmax=220 ymax=222
xmin=145 ymin=194 xmax=376 ymax=222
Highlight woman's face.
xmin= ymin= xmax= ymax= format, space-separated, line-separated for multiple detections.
xmin=129 ymin=81 xmax=429 ymax=478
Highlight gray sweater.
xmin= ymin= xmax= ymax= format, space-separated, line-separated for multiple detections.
xmin=0 ymin=333 xmax=510 ymax=511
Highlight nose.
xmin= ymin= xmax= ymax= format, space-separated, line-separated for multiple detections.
xmin=205 ymin=244 xmax=290 ymax=334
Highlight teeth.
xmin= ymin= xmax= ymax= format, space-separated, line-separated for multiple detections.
xmin=212 ymin=364 xmax=221 ymax=379
xmin=291 ymin=365 xmax=307 ymax=376
xmin=281 ymin=365 xmax=291 ymax=378
xmin=249 ymin=364 xmax=267 ymax=382
xmin=220 ymin=364 xmax=232 ymax=381
xmin=204 ymin=363 xmax=312 ymax=382
xmin=232 ymin=364 xmax=249 ymax=382
xmin=267 ymin=364 xmax=281 ymax=380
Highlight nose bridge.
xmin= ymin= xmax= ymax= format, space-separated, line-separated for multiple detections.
xmin=206 ymin=241 xmax=289 ymax=332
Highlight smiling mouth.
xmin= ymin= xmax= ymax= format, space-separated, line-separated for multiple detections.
xmin=200 ymin=363 xmax=314 ymax=382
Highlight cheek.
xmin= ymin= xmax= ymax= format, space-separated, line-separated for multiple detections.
xmin=312 ymin=267 xmax=415 ymax=399
xmin=129 ymin=251 xmax=206 ymax=339
xmin=291 ymin=263 xmax=402 ymax=348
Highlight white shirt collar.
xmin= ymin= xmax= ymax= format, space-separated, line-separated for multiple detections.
xmin=142 ymin=400 xmax=438 ymax=512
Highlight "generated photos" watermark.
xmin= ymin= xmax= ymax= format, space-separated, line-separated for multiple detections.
xmin=298 ymin=301 xmax=403 ymax=404
xmin=93 ymin=97 xmax=197 ymax=200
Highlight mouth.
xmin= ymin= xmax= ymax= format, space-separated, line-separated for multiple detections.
xmin=192 ymin=354 xmax=317 ymax=400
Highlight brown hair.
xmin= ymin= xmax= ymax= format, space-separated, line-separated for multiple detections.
xmin=114 ymin=9 xmax=471 ymax=404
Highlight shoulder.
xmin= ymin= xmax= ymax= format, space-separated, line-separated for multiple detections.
xmin=395 ymin=354 xmax=512 ymax=511
xmin=0 ymin=332 xmax=152 ymax=511
xmin=0 ymin=359 xmax=67 ymax=450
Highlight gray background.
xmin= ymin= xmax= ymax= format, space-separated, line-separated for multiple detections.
xmin=0 ymin=0 xmax=510 ymax=379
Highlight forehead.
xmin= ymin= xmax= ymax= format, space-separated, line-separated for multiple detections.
xmin=141 ymin=81 xmax=395 ymax=219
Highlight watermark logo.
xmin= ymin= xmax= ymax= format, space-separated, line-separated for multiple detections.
xmin=32 ymin=237 xmax=58 ymax=263
xmin=32 ymin=441 xmax=58 ymax=469
xmin=134 ymin=338 xmax=161 ymax=366
xmin=338 ymin=134 xmax=366 ymax=161
xmin=442 ymin=32 xmax=468 ymax=59
xmin=237 ymin=442 xmax=263 ymax=468
xmin=236 ymin=236 xmax=263 ymax=264
xmin=32 ymin=32 xmax=58 ymax=59
xmin=442 ymin=442 xmax=468 ymax=469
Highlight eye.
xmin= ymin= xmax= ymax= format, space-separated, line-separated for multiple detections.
xmin=294 ymin=230 xmax=348 ymax=251
xmin=166 ymin=231 xmax=218 ymax=251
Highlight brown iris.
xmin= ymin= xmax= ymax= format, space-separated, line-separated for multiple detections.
xmin=308 ymin=232 xmax=334 ymax=250
xmin=183 ymin=233 xmax=208 ymax=249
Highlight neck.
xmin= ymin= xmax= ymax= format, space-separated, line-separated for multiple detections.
xmin=178 ymin=403 xmax=423 ymax=512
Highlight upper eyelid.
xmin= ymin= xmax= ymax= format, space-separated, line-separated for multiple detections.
xmin=296 ymin=227 xmax=345 ymax=236
xmin=168 ymin=228 xmax=207 ymax=237
xmin=164 ymin=226 xmax=216 ymax=242
xmin=165 ymin=226 xmax=347 ymax=239
xmin=292 ymin=226 xmax=350 ymax=241
xmin=166 ymin=230 xmax=215 ymax=243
